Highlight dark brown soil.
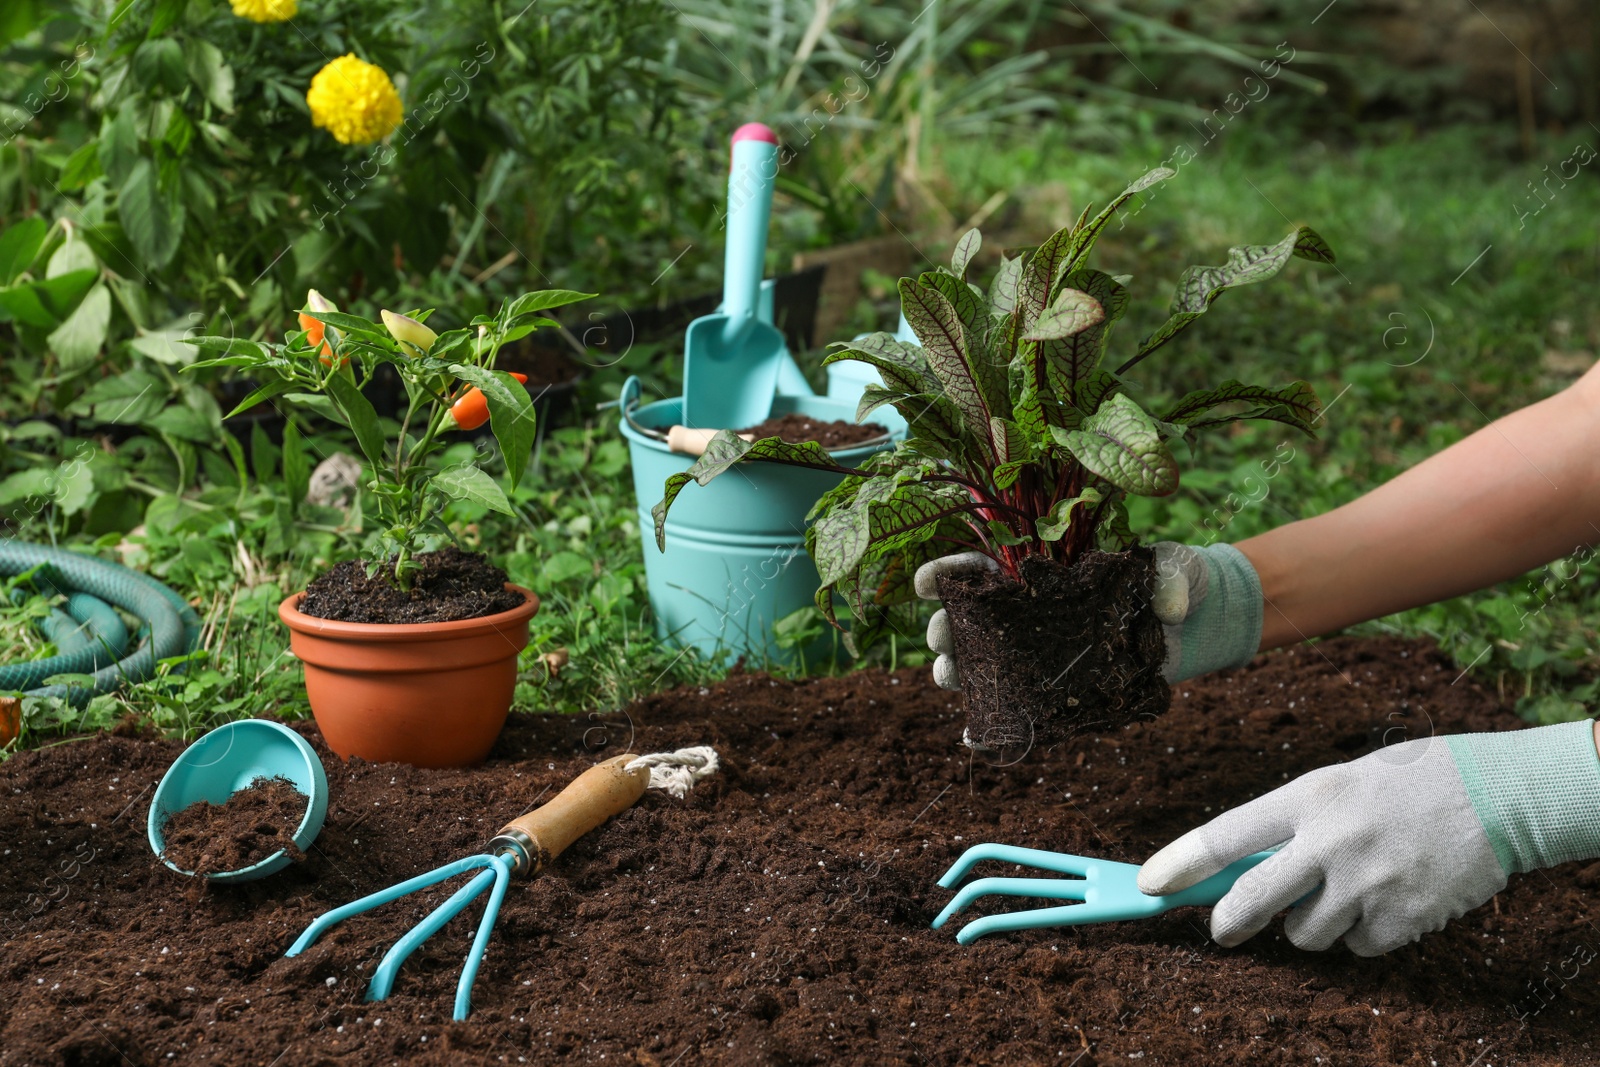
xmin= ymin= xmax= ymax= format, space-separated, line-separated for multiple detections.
xmin=298 ymin=547 xmax=524 ymax=624
xmin=738 ymin=413 xmax=889 ymax=450
xmin=497 ymin=338 xmax=582 ymax=387
xmin=939 ymin=549 xmax=1170 ymax=751
xmin=2 ymin=636 xmax=1597 ymax=1065
xmin=159 ymin=776 xmax=309 ymax=877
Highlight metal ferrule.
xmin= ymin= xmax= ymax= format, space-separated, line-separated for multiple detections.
xmin=488 ymin=829 xmax=537 ymax=878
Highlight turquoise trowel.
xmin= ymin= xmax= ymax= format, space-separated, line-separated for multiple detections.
xmin=681 ymin=123 xmax=787 ymax=430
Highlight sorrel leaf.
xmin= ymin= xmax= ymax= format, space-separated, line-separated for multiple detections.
xmin=951 ymin=227 xmax=981 ymax=280
xmin=899 ymin=277 xmax=994 ymax=454
xmin=1162 ymin=379 xmax=1322 ymax=436
xmin=1037 ymin=486 xmax=1104 ymax=541
xmin=1124 ymin=226 xmax=1335 ymax=371
xmin=1023 ymin=287 xmax=1104 ymax=341
xmin=1059 ymin=166 xmax=1174 ymax=279
xmin=653 ymin=431 xmax=849 ymax=549
xmin=1053 ymin=393 xmax=1178 ymax=497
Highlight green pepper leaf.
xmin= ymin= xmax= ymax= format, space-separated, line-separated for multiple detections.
xmin=504 ymin=289 xmax=595 ymax=320
xmin=451 ymin=363 xmax=536 ymax=490
xmin=225 ymin=375 xmax=296 ymax=419
xmin=326 ymin=372 xmax=386 ymax=471
xmin=431 ymin=464 xmax=515 ymax=516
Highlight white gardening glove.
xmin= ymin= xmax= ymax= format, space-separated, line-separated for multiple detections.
xmin=1137 ymin=720 xmax=1600 ymax=956
xmin=914 ymin=551 xmax=996 ymax=690
xmin=913 ymin=542 xmax=1264 ymax=690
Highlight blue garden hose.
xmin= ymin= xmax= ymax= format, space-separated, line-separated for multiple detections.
xmin=0 ymin=545 xmax=201 ymax=706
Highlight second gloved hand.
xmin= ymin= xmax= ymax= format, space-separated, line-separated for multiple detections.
xmin=1138 ymin=720 xmax=1600 ymax=956
xmin=914 ymin=542 xmax=1264 ymax=691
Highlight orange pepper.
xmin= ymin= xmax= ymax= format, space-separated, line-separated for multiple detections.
xmin=446 ymin=373 xmax=527 ymax=431
xmin=298 ymin=289 xmax=342 ymax=366
xmin=296 ymin=310 xmax=336 ymax=362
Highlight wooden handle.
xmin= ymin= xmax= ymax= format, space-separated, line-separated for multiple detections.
xmin=666 ymin=425 xmax=755 ymax=456
xmin=494 ymin=755 xmax=648 ymax=876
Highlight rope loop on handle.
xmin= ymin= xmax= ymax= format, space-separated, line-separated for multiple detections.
xmin=626 ymin=746 xmax=720 ymax=799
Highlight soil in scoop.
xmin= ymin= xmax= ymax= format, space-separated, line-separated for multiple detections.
xmin=939 ymin=549 xmax=1170 ymax=750
xmin=3 ymin=636 xmax=1596 ymax=1065
xmin=160 ymin=776 xmax=308 ymax=877
xmin=297 ymin=546 xmax=523 ymax=624
xmin=738 ymin=412 xmax=888 ymax=450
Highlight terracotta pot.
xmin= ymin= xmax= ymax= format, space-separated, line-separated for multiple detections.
xmin=278 ymin=586 xmax=540 ymax=768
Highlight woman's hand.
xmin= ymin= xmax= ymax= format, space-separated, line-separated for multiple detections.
xmin=1138 ymin=720 xmax=1600 ymax=955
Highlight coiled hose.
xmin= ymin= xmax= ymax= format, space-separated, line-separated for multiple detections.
xmin=0 ymin=544 xmax=201 ymax=705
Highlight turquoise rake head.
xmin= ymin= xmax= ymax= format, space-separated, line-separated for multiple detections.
xmin=286 ymin=852 xmax=518 ymax=1021
xmin=284 ymin=754 xmax=656 ymax=1021
xmin=932 ymin=843 xmax=1275 ymax=944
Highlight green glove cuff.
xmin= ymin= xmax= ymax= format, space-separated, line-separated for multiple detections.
xmin=1174 ymin=543 xmax=1263 ymax=681
xmin=1447 ymin=720 xmax=1600 ymax=875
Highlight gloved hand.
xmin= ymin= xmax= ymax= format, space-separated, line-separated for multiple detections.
xmin=1137 ymin=720 xmax=1600 ymax=956
xmin=913 ymin=542 xmax=1264 ymax=690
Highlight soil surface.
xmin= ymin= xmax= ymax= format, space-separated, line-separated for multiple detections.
xmin=298 ymin=547 xmax=524 ymax=624
xmin=940 ymin=550 xmax=1170 ymax=749
xmin=737 ymin=413 xmax=889 ymax=450
xmin=2 ymin=636 xmax=1597 ymax=1066
xmin=159 ymin=777 xmax=309 ymax=877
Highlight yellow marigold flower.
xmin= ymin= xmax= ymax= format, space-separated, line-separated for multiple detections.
xmin=306 ymin=54 xmax=403 ymax=146
xmin=230 ymin=0 xmax=297 ymax=22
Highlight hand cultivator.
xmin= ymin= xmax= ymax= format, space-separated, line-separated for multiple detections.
xmin=932 ymin=843 xmax=1274 ymax=944
xmin=285 ymin=747 xmax=718 ymax=1019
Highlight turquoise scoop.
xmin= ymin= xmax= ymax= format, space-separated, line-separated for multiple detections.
xmin=147 ymin=719 xmax=329 ymax=883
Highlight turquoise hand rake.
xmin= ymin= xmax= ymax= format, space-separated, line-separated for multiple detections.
xmin=284 ymin=749 xmax=717 ymax=1020
xmin=932 ymin=844 xmax=1274 ymax=944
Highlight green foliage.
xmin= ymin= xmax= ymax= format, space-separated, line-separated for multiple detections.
xmin=656 ymin=171 xmax=1334 ymax=649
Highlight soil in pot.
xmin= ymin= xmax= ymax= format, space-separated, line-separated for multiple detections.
xmin=159 ymin=776 xmax=308 ymax=876
xmin=736 ymin=412 xmax=888 ymax=449
xmin=297 ymin=546 xmax=523 ymax=624
xmin=1 ymin=637 xmax=1592 ymax=1065
xmin=938 ymin=548 xmax=1169 ymax=751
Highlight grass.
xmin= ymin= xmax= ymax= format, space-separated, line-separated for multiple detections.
xmin=6 ymin=117 xmax=1600 ymax=753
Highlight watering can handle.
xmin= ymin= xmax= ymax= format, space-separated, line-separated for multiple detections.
xmin=491 ymin=755 xmax=649 ymax=877
xmin=723 ymin=124 xmax=778 ymax=331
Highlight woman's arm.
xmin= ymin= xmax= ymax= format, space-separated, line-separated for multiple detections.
xmin=1239 ymin=362 xmax=1600 ymax=650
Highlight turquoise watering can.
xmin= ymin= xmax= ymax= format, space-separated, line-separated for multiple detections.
xmin=147 ymin=719 xmax=329 ymax=883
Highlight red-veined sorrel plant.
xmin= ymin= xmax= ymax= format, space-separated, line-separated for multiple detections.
xmin=653 ymin=167 xmax=1335 ymax=649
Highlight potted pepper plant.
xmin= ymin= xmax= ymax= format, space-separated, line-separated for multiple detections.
xmin=187 ymin=288 xmax=591 ymax=767
xmin=653 ymin=167 xmax=1335 ymax=747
